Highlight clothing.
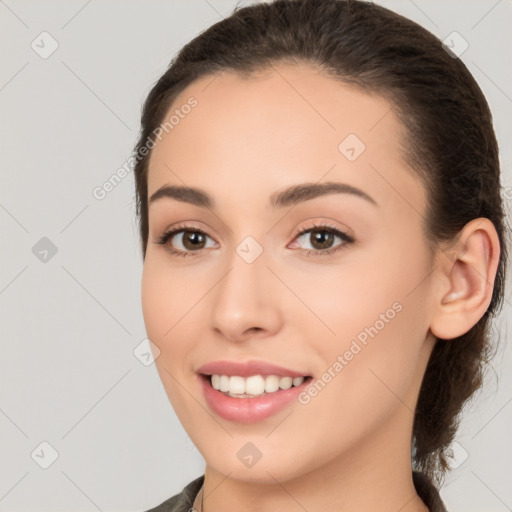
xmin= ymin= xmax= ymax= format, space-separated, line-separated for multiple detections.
xmin=143 ymin=471 xmax=448 ymax=512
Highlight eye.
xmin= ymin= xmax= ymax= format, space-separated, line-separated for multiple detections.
xmin=153 ymin=222 xmax=354 ymax=258
xmin=154 ymin=224 xmax=218 ymax=257
xmin=290 ymin=223 xmax=354 ymax=256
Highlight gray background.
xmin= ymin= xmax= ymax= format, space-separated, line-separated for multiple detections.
xmin=1 ymin=0 xmax=511 ymax=511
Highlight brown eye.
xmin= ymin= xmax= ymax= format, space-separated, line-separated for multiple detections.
xmin=293 ymin=225 xmax=354 ymax=256
xmin=156 ymin=226 xmax=217 ymax=257
xmin=179 ymin=231 xmax=207 ymax=250
xmin=308 ymin=230 xmax=336 ymax=250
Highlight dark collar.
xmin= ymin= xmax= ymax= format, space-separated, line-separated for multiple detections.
xmin=145 ymin=472 xmax=448 ymax=512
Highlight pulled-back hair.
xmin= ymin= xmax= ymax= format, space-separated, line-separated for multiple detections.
xmin=132 ymin=0 xmax=509 ymax=487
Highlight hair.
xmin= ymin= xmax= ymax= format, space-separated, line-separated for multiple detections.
xmin=132 ymin=0 xmax=509 ymax=488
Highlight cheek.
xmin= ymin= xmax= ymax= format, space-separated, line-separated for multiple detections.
xmin=141 ymin=260 xmax=198 ymax=413
xmin=141 ymin=261 xmax=169 ymax=340
xmin=140 ymin=258 xmax=192 ymax=368
xmin=280 ymin=256 xmax=404 ymax=354
xmin=288 ymin=234 xmax=431 ymax=390
xmin=141 ymin=255 xmax=195 ymax=336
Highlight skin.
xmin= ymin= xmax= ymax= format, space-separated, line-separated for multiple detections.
xmin=141 ymin=62 xmax=500 ymax=512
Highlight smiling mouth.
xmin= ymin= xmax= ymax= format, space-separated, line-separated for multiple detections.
xmin=200 ymin=373 xmax=313 ymax=398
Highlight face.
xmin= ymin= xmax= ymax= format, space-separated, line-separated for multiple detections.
xmin=141 ymin=62 xmax=438 ymax=484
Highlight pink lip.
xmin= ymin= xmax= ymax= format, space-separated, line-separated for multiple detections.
xmin=199 ymin=374 xmax=311 ymax=424
xmin=196 ymin=359 xmax=310 ymax=378
xmin=196 ymin=360 xmax=312 ymax=424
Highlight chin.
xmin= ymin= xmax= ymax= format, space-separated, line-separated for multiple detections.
xmin=212 ymin=463 xmax=302 ymax=484
xmin=201 ymin=442 xmax=314 ymax=484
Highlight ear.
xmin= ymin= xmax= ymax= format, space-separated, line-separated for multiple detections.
xmin=429 ymin=218 xmax=501 ymax=340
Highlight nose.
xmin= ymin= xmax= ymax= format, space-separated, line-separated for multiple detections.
xmin=209 ymin=245 xmax=282 ymax=343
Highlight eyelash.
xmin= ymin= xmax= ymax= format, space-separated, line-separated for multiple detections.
xmin=154 ymin=222 xmax=355 ymax=258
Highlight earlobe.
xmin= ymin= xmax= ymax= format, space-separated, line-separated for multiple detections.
xmin=429 ymin=218 xmax=500 ymax=341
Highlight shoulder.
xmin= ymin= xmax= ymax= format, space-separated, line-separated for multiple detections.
xmin=412 ymin=471 xmax=449 ymax=512
xmin=143 ymin=475 xmax=204 ymax=512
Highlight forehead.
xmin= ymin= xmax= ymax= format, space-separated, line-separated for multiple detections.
xmin=146 ymin=62 xmax=424 ymax=216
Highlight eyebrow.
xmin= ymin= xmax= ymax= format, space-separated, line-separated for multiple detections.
xmin=148 ymin=181 xmax=378 ymax=209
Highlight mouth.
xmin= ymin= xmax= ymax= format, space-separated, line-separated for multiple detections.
xmin=199 ymin=373 xmax=313 ymax=398
xmin=199 ymin=372 xmax=313 ymax=423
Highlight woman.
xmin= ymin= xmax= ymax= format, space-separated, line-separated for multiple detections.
xmin=133 ymin=0 xmax=508 ymax=510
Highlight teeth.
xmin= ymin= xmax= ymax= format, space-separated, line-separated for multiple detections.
xmin=229 ymin=376 xmax=245 ymax=394
xmin=219 ymin=375 xmax=230 ymax=392
xmin=292 ymin=377 xmax=304 ymax=387
xmin=210 ymin=374 xmax=306 ymax=397
xmin=280 ymin=377 xmax=293 ymax=390
xmin=246 ymin=375 xmax=265 ymax=395
xmin=264 ymin=375 xmax=280 ymax=393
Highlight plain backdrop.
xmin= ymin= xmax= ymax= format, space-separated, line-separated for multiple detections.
xmin=1 ymin=1 xmax=511 ymax=511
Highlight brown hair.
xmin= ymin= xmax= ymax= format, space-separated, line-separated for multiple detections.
xmin=132 ymin=0 xmax=509 ymax=487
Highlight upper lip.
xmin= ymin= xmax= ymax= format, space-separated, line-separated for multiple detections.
xmin=197 ymin=360 xmax=311 ymax=378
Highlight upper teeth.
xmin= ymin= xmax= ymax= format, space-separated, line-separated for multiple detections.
xmin=211 ymin=374 xmax=306 ymax=397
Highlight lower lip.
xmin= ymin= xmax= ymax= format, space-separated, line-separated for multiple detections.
xmin=200 ymin=375 xmax=311 ymax=424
